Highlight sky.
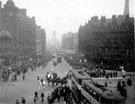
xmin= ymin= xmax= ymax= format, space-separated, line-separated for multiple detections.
xmin=1 ymin=0 xmax=134 ymax=40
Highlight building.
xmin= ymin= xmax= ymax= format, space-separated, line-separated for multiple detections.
xmin=0 ymin=31 xmax=12 ymax=66
xmin=0 ymin=0 xmax=37 ymax=64
xmin=36 ymin=26 xmax=46 ymax=57
xmin=78 ymin=0 xmax=134 ymax=71
xmin=48 ymin=31 xmax=61 ymax=53
xmin=61 ymin=32 xmax=78 ymax=53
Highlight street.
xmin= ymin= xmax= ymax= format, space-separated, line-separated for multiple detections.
xmin=0 ymin=57 xmax=135 ymax=104
xmin=0 ymin=58 xmax=72 ymax=104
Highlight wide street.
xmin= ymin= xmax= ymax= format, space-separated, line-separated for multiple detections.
xmin=0 ymin=56 xmax=135 ymax=104
xmin=0 ymin=58 xmax=72 ymax=104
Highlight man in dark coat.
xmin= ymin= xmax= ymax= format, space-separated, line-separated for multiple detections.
xmin=15 ymin=100 xmax=20 ymax=104
xmin=41 ymin=92 xmax=45 ymax=102
xmin=34 ymin=91 xmax=38 ymax=100
xmin=21 ymin=97 xmax=26 ymax=104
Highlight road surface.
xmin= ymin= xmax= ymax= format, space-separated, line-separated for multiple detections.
xmin=0 ymin=58 xmax=72 ymax=104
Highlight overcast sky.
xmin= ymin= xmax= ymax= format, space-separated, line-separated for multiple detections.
xmin=1 ymin=0 xmax=134 ymax=39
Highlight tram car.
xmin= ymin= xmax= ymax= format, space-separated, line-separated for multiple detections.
xmin=70 ymin=69 xmax=125 ymax=104
xmin=71 ymin=69 xmax=92 ymax=84
xmin=70 ymin=69 xmax=92 ymax=104
xmin=81 ymin=79 xmax=125 ymax=104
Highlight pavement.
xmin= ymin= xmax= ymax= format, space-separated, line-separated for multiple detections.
xmin=0 ymin=58 xmax=72 ymax=104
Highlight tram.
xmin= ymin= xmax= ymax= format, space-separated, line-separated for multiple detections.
xmin=70 ymin=69 xmax=93 ymax=104
xmin=71 ymin=69 xmax=92 ymax=84
xmin=81 ymin=79 xmax=125 ymax=104
xmin=70 ymin=69 xmax=125 ymax=104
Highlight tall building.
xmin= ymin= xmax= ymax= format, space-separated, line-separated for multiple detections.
xmin=0 ymin=0 xmax=37 ymax=64
xmin=61 ymin=32 xmax=78 ymax=53
xmin=124 ymin=0 xmax=129 ymax=16
xmin=78 ymin=0 xmax=134 ymax=71
xmin=78 ymin=15 xmax=134 ymax=71
xmin=49 ymin=31 xmax=60 ymax=53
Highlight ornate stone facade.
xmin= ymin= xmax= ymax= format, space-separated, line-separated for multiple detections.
xmin=0 ymin=0 xmax=36 ymax=63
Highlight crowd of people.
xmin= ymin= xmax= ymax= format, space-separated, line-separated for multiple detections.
xmin=46 ymin=72 xmax=68 ymax=87
xmin=47 ymin=83 xmax=71 ymax=104
xmin=33 ymin=64 xmax=71 ymax=104
xmin=65 ymin=55 xmax=119 ymax=79
xmin=0 ymin=55 xmax=49 ymax=82
xmin=64 ymin=55 xmax=134 ymax=100
xmin=0 ymin=55 xmax=50 ymax=104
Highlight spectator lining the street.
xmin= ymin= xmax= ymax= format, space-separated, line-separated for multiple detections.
xmin=22 ymin=74 xmax=25 ymax=81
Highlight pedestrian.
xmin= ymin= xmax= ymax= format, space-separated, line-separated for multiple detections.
xmin=41 ymin=92 xmax=45 ymax=102
xmin=40 ymin=79 xmax=44 ymax=86
xmin=37 ymin=76 xmax=39 ymax=81
xmin=106 ymin=73 xmax=109 ymax=79
xmin=15 ymin=99 xmax=20 ymax=104
xmin=21 ymin=97 xmax=26 ymax=104
xmin=23 ymin=74 xmax=25 ymax=81
xmin=57 ymin=89 xmax=61 ymax=102
xmin=34 ymin=91 xmax=38 ymax=100
xmin=34 ymin=97 xmax=36 ymax=103
xmin=121 ymin=67 xmax=126 ymax=78
xmin=47 ymin=94 xmax=52 ymax=104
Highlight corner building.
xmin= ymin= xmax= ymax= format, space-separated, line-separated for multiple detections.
xmin=0 ymin=0 xmax=36 ymax=62
xmin=78 ymin=15 xmax=134 ymax=71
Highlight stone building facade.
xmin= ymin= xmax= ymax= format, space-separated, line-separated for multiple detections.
xmin=78 ymin=15 xmax=134 ymax=71
xmin=0 ymin=0 xmax=37 ymax=64
xmin=36 ymin=26 xmax=46 ymax=57
xmin=0 ymin=31 xmax=12 ymax=65
xmin=61 ymin=32 xmax=78 ymax=53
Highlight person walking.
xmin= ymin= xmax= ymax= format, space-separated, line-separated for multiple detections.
xmin=57 ymin=89 xmax=61 ymax=102
xmin=41 ymin=92 xmax=45 ymax=102
xmin=21 ymin=97 xmax=26 ymax=104
xmin=34 ymin=91 xmax=38 ymax=101
xmin=23 ymin=74 xmax=25 ymax=81
xmin=15 ymin=100 xmax=20 ymax=104
xmin=37 ymin=75 xmax=40 ymax=81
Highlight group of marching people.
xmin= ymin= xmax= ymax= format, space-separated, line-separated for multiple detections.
xmin=47 ymin=82 xmax=71 ymax=104
xmin=46 ymin=72 xmax=68 ymax=87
